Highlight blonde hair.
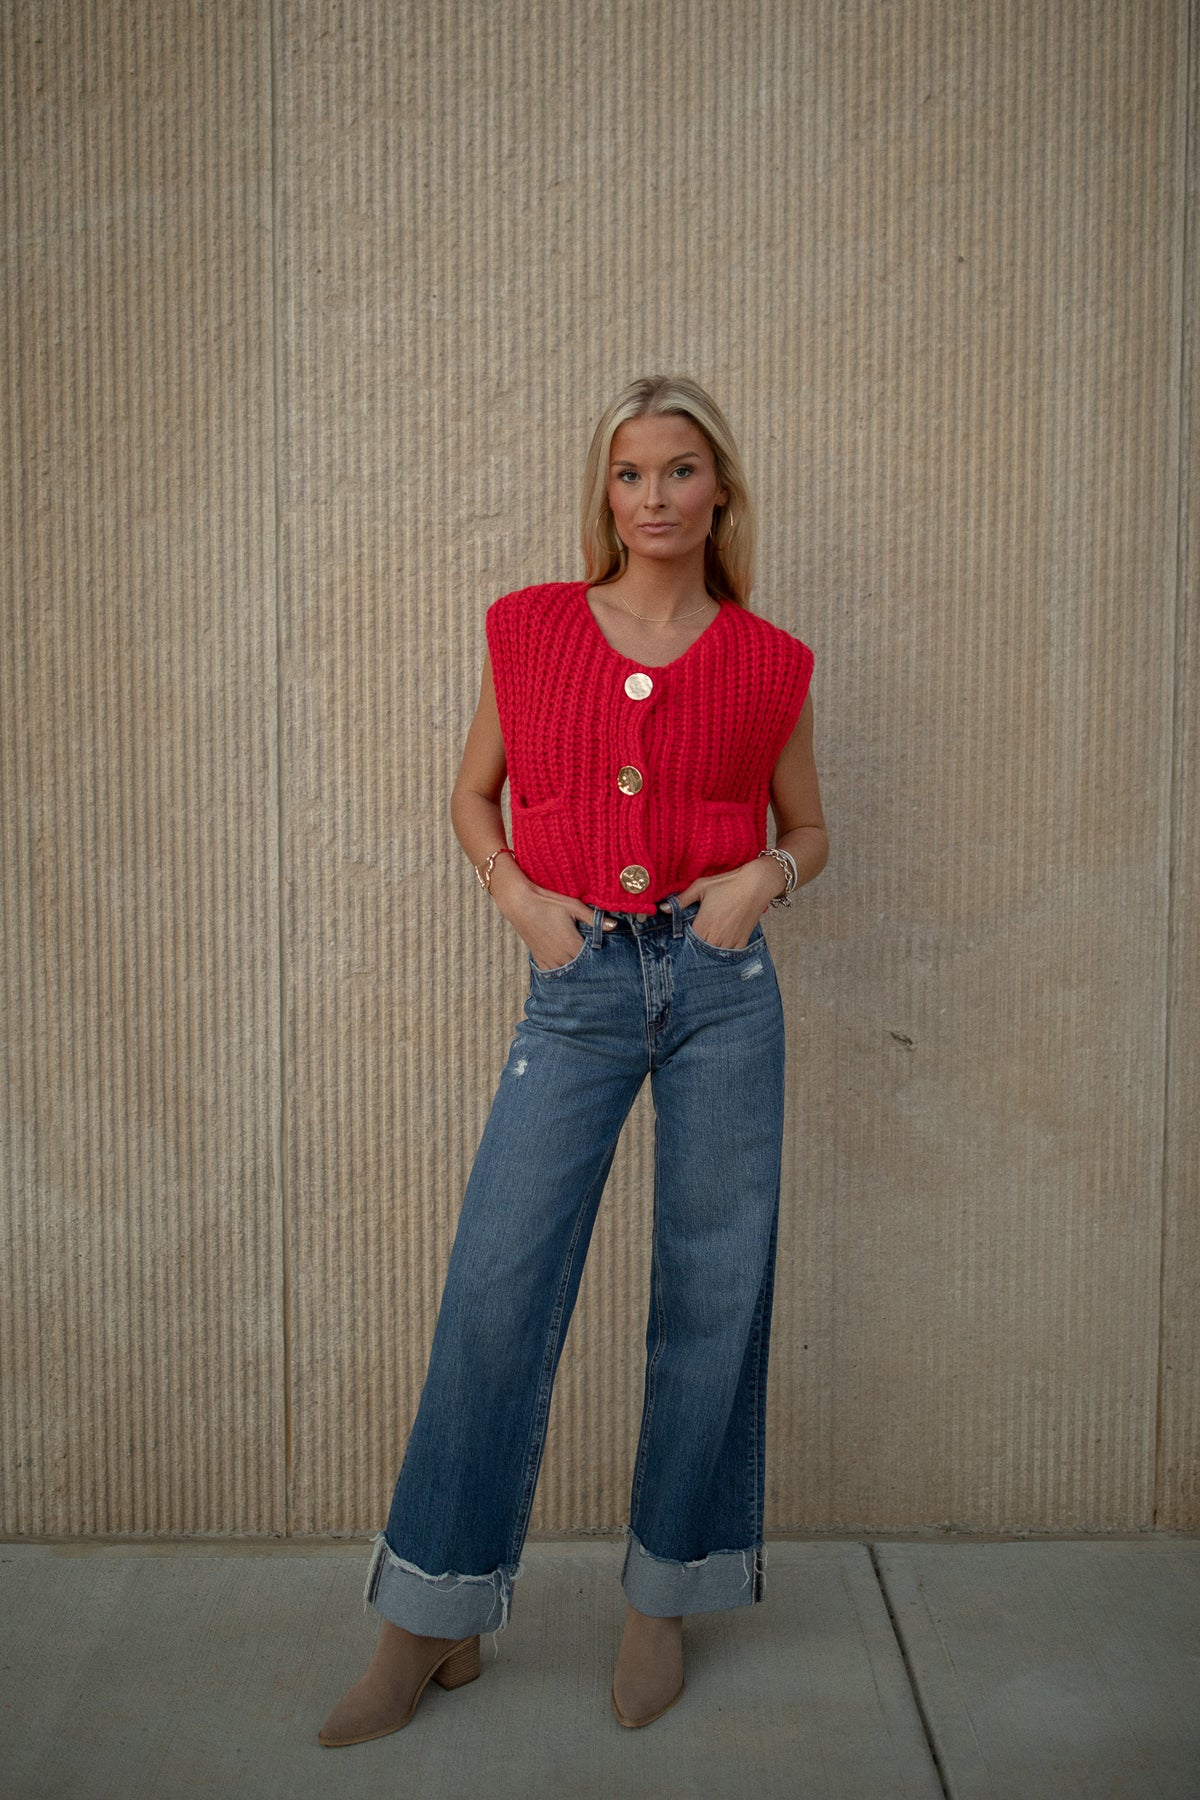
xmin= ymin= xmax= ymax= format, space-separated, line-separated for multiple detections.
xmin=580 ymin=375 xmax=756 ymax=606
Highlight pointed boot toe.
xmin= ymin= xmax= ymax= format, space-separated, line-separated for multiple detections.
xmin=610 ymin=1675 xmax=685 ymax=1728
xmin=318 ymin=1634 xmax=481 ymax=1748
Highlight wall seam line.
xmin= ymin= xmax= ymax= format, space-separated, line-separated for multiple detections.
xmin=1154 ymin=0 xmax=1197 ymax=1530
xmin=867 ymin=1545 xmax=951 ymax=1798
xmin=267 ymin=0 xmax=292 ymax=1538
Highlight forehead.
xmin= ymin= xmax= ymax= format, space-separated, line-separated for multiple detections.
xmin=609 ymin=413 xmax=714 ymax=464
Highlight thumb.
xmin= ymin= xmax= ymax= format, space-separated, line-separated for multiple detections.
xmin=575 ymin=906 xmax=619 ymax=930
xmin=659 ymin=886 xmax=699 ymax=912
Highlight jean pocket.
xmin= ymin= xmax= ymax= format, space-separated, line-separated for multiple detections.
xmin=684 ymin=919 xmax=767 ymax=960
xmin=528 ymin=921 xmax=591 ymax=977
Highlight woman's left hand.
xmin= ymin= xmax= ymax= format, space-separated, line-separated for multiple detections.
xmin=664 ymin=859 xmax=781 ymax=948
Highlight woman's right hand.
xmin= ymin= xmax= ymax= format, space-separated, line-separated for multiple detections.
xmin=489 ymin=859 xmax=614 ymax=970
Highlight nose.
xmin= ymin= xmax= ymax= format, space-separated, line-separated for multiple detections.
xmin=643 ymin=475 xmax=667 ymax=510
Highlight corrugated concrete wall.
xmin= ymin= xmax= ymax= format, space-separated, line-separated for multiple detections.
xmin=2 ymin=0 xmax=1196 ymax=1538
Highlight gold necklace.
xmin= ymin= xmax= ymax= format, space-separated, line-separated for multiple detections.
xmin=616 ymin=593 xmax=715 ymax=624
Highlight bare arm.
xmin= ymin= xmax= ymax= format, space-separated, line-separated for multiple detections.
xmin=451 ymin=653 xmax=604 ymax=968
xmin=766 ymin=689 xmax=830 ymax=887
xmin=674 ymin=690 xmax=829 ymax=945
xmin=449 ymin=651 xmax=509 ymax=862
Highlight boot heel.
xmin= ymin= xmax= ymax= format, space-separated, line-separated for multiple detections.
xmin=432 ymin=1636 xmax=480 ymax=1690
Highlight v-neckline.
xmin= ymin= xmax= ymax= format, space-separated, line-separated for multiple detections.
xmin=579 ymin=581 xmax=729 ymax=671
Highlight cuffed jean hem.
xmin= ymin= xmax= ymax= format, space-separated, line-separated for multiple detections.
xmin=362 ymin=1531 xmax=522 ymax=1637
xmin=619 ymin=1526 xmax=766 ymax=1617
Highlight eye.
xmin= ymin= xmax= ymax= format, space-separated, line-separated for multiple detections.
xmin=614 ymin=469 xmax=640 ymax=483
xmin=671 ymin=464 xmax=696 ymax=478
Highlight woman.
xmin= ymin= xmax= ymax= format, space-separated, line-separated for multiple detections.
xmin=319 ymin=374 xmax=828 ymax=1747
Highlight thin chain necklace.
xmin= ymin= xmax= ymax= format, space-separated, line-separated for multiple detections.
xmin=616 ymin=592 xmax=715 ymax=624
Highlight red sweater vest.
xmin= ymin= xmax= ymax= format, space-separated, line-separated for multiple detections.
xmin=485 ymin=581 xmax=815 ymax=915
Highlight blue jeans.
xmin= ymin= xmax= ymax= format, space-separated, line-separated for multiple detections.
xmin=363 ymin=892 xmax=785 ymax=1635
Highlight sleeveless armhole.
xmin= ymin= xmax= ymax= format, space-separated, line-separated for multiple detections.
xmin=763 ymin=635 xmax=815 ymax=769
xmin=484 ymin=592 xmax=520 ymax=753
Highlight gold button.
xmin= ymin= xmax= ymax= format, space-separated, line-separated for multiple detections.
xmin=624 ymin=672 xmax=653 ymax=700
xmin=617 ymin=765 xmax=643 ymax=795
xmin=619 ymin=863 xmax=650 ymax=893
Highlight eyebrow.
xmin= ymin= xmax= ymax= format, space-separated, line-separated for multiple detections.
xmin=610 ymin=451 xmax=703 ymax=468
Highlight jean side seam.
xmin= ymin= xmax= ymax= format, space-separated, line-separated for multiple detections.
xmin=745 ymin=1270 xmax=767 ymax=1593
xmin=630 ymin=1111 xmax=668 ymax=1517
xmin=507 ymin=1150 xmax=613 ymax=1565
xmin=746 ymin=1192 xmax=780 ymax=1600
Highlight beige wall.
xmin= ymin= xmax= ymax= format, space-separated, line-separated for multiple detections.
xmin=2 ymin=0 xmax=1196 ymax=1538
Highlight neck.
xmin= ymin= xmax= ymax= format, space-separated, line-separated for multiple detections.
xmin=604 ymin=549 xmax=713 ymax=620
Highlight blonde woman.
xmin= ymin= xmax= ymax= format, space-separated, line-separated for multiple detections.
xmin=319 ymin=375 xmax=828 ymax=1746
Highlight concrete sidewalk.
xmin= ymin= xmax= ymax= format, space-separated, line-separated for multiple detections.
xmin=1 ymin=1536 xmax=1197 ymax=1799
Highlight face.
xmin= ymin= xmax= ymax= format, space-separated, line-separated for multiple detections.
xmin=606 ymin=414 xmax=728 ymax=567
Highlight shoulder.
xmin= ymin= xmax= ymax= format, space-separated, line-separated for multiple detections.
xmin=486 ymin=580 xmax=579 ymax=628
xmin=725 ymin=602 xmax=815 ymax=678
xmin=485 ymin=584 xmax=583 ymax=706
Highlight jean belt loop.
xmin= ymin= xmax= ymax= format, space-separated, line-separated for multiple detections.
xmin=590 ymin=905 xmax=605 ymax=949
xmin=666 ymin=892 xmax=684 ymax=938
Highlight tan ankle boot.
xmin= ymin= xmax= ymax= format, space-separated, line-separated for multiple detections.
xmin=318 ymin=1621 xmax=481 ymax=1747
xmin=611 ymin=1605 xmax=685 ymax=1728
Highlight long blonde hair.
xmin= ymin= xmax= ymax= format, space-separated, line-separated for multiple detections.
xmin=580 ymin=375 xmax=756 ymax=606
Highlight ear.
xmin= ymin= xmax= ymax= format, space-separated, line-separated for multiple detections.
xmin=715 ymin=486 xmax=729 ymax=508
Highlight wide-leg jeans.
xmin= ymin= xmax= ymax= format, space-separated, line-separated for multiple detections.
xmin=363 ymin=891 xmax=786 ymax=1637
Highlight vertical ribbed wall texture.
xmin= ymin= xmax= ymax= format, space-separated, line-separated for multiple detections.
xmin=2 ymin=0 xmax=1196 ymax=1536
xmin=1160 ymin=2 xmax=1199 ymax=1534
xmin=1 ymin=2 xmax=282 ymax=1531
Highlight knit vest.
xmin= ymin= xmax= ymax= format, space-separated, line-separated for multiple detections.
xmin=485 ymin=580 xmax=815 ymax=915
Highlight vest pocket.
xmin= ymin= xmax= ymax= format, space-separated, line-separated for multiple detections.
xmin=691 ymin=799 xmax=761 ymax=874
xmin=510 ymin=796 xmax=583 ymax=895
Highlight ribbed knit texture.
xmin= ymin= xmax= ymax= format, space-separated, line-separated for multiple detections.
xmin=486 ymin=582 xmax=815 ymax=914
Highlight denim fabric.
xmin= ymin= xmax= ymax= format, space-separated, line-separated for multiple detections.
xmin=364 ymin=892 xmax=785 ymax=1636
